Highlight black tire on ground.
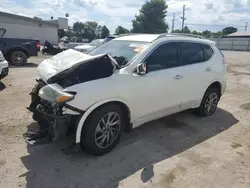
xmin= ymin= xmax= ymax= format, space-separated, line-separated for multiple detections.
xmin=196 ymin=87 xmax=220 ymax=117
xmin=10 ymin=51 xmax=27 ymax=66
xmin=81 ymin=104 xmax=125 ymax=156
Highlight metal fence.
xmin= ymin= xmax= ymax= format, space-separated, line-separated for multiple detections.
xmin=211 ymin=37 xmax=250 ymax=51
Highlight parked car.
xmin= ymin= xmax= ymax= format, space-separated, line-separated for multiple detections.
xmin=0 ymin=27 xmax=39 ymax=66
xmin=74 ymin=39 xmax=104 ymax=53
xmin=0 ymin=51 xmax=8 ymax=80
xmin=28 ymin=34 xmax=227 ymax=155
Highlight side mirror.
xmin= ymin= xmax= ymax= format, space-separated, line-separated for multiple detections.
xmin=136 ymin=62 xmax=148 ymax=75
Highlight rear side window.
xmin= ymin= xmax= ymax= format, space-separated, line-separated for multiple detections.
xmin=179 ymin=42 xmax=204 ymax=66
xmin=203 ymin=44 xmax=214 ymax=61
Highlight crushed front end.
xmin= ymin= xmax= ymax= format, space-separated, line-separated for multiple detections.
xmin=27 ymin=79 xmax=83 ymax=144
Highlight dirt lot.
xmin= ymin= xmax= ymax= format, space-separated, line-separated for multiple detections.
xmin=0 ymin=51 xmax=250 ymax=188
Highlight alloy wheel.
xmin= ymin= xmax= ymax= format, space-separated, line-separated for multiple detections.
xmin=95 ymin=112 xmax=121 ymax=149
xmin=204 ymin=92 xmax=218 ymax=115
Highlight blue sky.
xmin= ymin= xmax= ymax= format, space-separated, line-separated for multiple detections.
xmin=1 ymin=0 xmax=250 ymax=33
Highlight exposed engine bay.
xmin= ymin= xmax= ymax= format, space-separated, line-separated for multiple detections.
xmin=27 ymin=50 xmax=118 ymax=145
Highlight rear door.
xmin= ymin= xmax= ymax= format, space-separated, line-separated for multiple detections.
xmin=177 ymin=42 xmax=215 ymax=109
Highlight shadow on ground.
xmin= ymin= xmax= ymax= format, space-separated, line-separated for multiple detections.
xmin=20 ymin=108 xmax=238 ymax=188
xmin=9 ymin=62 xmax=38 ymax=68
xmin=0 ymin=81 xmax=6 ymax=91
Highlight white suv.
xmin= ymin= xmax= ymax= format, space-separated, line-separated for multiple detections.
xmin=28 ymin=34 xmax=227 ymax=155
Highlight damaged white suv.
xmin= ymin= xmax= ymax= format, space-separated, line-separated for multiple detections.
xmin=28 ymin=34 xmax=227 ymax=155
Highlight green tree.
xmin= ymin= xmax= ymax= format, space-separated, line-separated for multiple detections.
xmin=222 ymin=27 xmax=237 ymax=35
xmin=115 ymin=26 xmax=130 ymax=35
xmin=212 ymin=31 xmax=222 ymax=38
xmin=101 ymin=26 xmax=110 ymax=38
xmin=131 ymin=0 xmax=168 ymax=33
xmin=172 ymin=29 xmax=182 ymax=33
xmin=202 ymin=30 xmax=212 ymax=38
xmin=95 ymin=25 xmax=102 ymax=38
xmin=183 ymin=26 xmax=191 ymax=33
xmin=192 ymin=30 xmax=201 ymax=35
xmin=73 ymin=22 xmax=85 ymax=38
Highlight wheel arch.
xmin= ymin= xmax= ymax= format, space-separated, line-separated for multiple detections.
xmin=8 ymin=47 xmax=28 ymax=57
xmin=75 ymin=99 xmax=131 ymax=143
xmin=207 ymin=81 xmax=222 ymax=95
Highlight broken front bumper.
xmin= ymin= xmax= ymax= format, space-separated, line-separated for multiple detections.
xmin=27 ymin=79 xmax=83 ymax=141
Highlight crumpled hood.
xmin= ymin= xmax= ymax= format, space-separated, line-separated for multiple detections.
xmin=38 ymin=49 xmax=115 ymax=82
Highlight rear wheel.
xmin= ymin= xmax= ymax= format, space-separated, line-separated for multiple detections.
xmin=196 ymin=87 xmax=220 ymax=117
xmin=81 ymin=104 xmax=124 ymax=155
xmin=10 ymin=51 xmax=27 ymax=66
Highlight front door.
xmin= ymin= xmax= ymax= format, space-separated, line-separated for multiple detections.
xmin=131 ymin=42 xmax=183 ymax=126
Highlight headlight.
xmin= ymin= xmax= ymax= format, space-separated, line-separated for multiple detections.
xmin=39 ymin=84 xmax=75 ymax=103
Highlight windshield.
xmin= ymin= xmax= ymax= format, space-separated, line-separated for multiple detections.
xmin=88 ymin=40 xmax=150 ymax=67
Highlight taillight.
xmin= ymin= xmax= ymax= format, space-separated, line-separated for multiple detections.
xmin=37 ymin=41 xmax=40 ymax=50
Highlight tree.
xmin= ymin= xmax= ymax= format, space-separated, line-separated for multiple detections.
xmin=222 ymin=27 xmax=237 ymax=36
xmin=115 ymin=26 xmax=130 ymax=35
xmin=101 ymin=26 xmax=110 ymax=38
xmin=183 ymin=26 xmax=191 ymax=33
xmin=73 ymin=22 xmax=85 ymax=38
xmin=131 ymin=0 xmax=168 ymax=33
xmin=95 ymin=25 xmax=102 ymax=38
xmin=172 ymin=29 xmax=182 ymax=33
xmin=202 ymin=30 xmax=212 ymax=38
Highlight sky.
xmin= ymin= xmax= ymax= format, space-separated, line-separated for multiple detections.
xmin=1 ymin=0 xmax=250 ymax=33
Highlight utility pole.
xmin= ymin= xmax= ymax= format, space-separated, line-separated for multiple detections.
xmin=245 ymin=22 xmax=248 ymax=31
xmin=172 ymin=13 xmax=175 ymax=32
xmin=181 ymin=5 xmax=186 ymax=31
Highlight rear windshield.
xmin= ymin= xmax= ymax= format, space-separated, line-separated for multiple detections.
xmin=88 ymin=40 xmax=150 ymax=67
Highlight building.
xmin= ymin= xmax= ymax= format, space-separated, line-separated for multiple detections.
xmin=224 ymin=31 xmax=250 ymax=38
xmin=0 ymin=11 xmax=68 ymax=44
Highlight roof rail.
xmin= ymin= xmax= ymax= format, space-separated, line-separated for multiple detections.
xmin=156 ymin=33 xmax=206 ymax=40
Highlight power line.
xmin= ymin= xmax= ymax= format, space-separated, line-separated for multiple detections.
xmin=172 ymin=13 xmax=175 ymax=32
xmin=180 ymin=5 xmax=186 ymax=31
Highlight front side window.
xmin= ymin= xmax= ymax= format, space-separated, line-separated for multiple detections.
xmin=145 ymin=42 xmax=178 ymax=72
xmin=179 ymin=42 xmax=204 ymax=66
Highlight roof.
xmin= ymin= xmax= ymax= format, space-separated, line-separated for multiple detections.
xmin=227 ymin=31 xmax=250 ymax=37
xmin=0 ymin=11 xmax=58 ymax=27
xmin=114 ymin=33 xmax=214 ymax=45
xmin=114 ymin=34 xmax=160 ymax=42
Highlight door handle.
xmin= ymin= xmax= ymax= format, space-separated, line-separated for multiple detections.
xmin=174 ymin=75 xmax=183 ymax=80
xmin=205 ymin=67 xmax=212 ymax=72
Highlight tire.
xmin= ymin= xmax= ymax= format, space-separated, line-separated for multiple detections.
xmin=81 ymin=104 xmax=125 ymax=156
xmin=10 ymin=51 xmax=27 ymax=66
xmin=196 ymin=87 xmax=220 ymax=117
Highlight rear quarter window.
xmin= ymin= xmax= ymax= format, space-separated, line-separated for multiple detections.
xmin=202 ymin=44 xmax=214 ymax=61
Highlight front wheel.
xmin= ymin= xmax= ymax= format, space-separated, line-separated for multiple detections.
xmin=81 ymin=104 xmax=124 ymax=155
xmin=196 ymin=87 xmax=220 ymax=117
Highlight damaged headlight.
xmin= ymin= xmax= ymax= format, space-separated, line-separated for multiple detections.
xmin=38 ymin=84 xmax=75 ymax=103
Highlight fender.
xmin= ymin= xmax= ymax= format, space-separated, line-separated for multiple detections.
xmin=75 ymin=98 xmax=130 ymax=143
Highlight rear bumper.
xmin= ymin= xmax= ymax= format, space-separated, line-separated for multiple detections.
xmin=0 ymin=61 xmax=9 ymax=79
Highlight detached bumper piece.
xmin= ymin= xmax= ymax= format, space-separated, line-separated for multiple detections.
xmin=0 ymin=67 xmax=8 ymax=79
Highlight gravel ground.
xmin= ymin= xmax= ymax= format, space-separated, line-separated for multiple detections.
xmin=0 ymin=51 xmax=250 ymax=188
